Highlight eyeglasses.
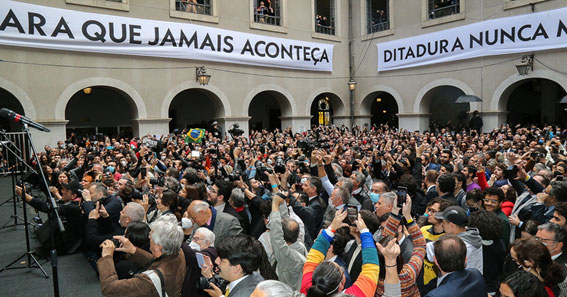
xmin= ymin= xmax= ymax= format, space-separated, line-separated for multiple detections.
xmin=483 ymin=198 xmax=499 ymax=204
xmin=426 ymin=208 xmax=439 ymax=214
xmin=535 ymin=237 xmax=557 ymax=246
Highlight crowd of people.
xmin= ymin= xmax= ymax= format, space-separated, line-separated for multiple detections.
xmin=4 ymin=121 xmax=567 ymax=297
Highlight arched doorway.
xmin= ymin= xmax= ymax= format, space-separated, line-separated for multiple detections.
xmin=420 ymin=86 xmax=468 ymax=130
xmin=309 ymin=93 xmax=344 ymax=127
xmin=168 ymin=89 xmax=224 ymax=132
xmin=248 ymin=91 xmax=292 ymax=131
xmin=362 ymin=91 xmax=399 ymax=128
xmin=65 ymin=86 xmax=136 ymax=138
xmin=503 ymin=78 xmax=567 ymax=127
xmin=0 ymin=88 xmax=25 ymax=132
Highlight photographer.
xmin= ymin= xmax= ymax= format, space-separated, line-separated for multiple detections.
xmin=98 ymin=216 xmax=186 ymax=297
xmin=18 ymin=179 xmax=85 ymax=255
xmin=201 ymin=235 xmax=265 ymax=297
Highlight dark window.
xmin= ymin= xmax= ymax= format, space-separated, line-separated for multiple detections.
xmin=428 ymin=0 xmax=460 ymax=19
xmin=176 ymin=0 xmax=212 ymax=15
xmin=254 ymin=0 xmax=281 ymax=26
xmin=367 ymin=0 xmax=390 ymax=34
xmin=315 ymin=0 xmax=335 ymax=35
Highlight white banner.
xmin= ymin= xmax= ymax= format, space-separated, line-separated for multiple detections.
xmin=377 ymin=7 xmax=567 ymax=71
xmin=0 ymin=0 xmax=333 ymax=71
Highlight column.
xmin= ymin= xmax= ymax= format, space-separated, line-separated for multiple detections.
xmin=332 ymin=115 xmax=349 ymax=127
xmin=354 ymin=115 xmax=371 ymax=128
xmin=280 ymin=116 xmax=312 ymax=133
xmin=398 ymin=113 xmax=429 ymax=132
xmin=223 ymin=116 xmax=251 ymax=138
xmin=133 ymin=118 xmax=171 ymax=138
xmin=30 ymin=120 xmax=68 ymax=148
xmin=482 ymin=111 xmax=507 ymax=133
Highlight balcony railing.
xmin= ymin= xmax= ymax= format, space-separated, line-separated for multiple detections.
xmin=315 ymin=24 xmax=335 ymax=35
xmin=368 ymin=21 xmax=389 ymax=34
xmin=429 ymin=2 xmax=459 ymax=19
xmin=254 ymin=13 xmax=281 ymax=26
xmin=176 ymin=0 xmax=211 ymax=15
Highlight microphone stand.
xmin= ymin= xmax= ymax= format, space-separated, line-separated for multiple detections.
xmin=0 ymin=124 xmax=64 ymax=297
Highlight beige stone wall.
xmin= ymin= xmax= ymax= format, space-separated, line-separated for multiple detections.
xmin=1 ymin=0 xmax=566 ymax=146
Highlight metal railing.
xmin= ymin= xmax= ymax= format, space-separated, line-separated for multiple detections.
xmin=368 ymin=21 xmax=389 ymax=34
xmin=176 ymin=0 xmax=211 ymax=15
xmin=0 ymin=132 xmax=28 ymax=175
xmin=315 ymin=24 xmax=335 ymax=35
xmin=428 ymin=2 xmax=460 ymax=19
xmin=254 ymin=13 xmax=281 ymax=26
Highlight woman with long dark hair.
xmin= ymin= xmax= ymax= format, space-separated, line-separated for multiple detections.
xmin=510 ymin=238 xmax=565 ymax=296
xmin=147 ymin=189 xmax=182 ymax=223
xmin=498 ymin=270 xmax=548 ymax=297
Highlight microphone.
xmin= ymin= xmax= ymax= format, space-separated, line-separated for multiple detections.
xmin=0 ymin=108 xmax=51 ymax=132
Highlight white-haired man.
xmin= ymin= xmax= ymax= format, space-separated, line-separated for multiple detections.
xmin=98 ymin=218 xmax=186 ymax=297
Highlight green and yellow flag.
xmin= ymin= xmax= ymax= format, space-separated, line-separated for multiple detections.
xmin=185 ymin=128 xmax=206 ymax=143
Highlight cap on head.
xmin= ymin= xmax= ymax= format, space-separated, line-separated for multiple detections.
xmin=62 ymin=179 xmax=83 ymax=196
xmin=435 ymin=206 xmax=468 ymax=226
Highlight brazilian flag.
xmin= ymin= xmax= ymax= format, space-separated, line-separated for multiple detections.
xmin=185 ymin=128 xmax=206 ymax=143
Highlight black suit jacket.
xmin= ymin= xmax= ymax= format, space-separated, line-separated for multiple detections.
xmin=439 ymin=193 xmax=458 ymax=206
xmin=555 ymin=252 xmax=567 ymax=266
xmin=425 ymin=269 xmax=487 ymax=297
xmin=425 ymin=186 xmax=439 ymax=203
xmin=224 ymin=205 xmax=250 ymax=235
xmin=342 ymin=241 xmax=363 ymax=283
xmin=290 ymin=195 xmax=324 ymax=241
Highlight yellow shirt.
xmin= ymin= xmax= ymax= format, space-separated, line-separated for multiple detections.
xmin=420 ymin=225 xmax=444 ymax=285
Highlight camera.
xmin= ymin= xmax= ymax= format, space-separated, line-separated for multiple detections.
xmin=274 ymin=157 xmax=286 ymax=174
xmin=504 ymin=165 xmax=519 ymax=180
xmin=111 ymin=238 xmax=121 ymax=248
xmin=227 ymin=124 xmax=244 ymax=137
xmin=198 ymin=275 xmax=229 ymax=291
xmin=149 ymin=175 xmax=165 ymax=187
xmin=254 ymin=160 xmax=273 ymax=182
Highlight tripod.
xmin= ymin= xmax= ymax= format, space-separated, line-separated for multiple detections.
xmin=0 ymin=124 xmax=64 ymax=297
xmin=1 ymin=132 xmax=35 ymax=228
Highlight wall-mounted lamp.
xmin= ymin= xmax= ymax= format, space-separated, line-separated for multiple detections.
xmin=196 ymin=66 xmax=211 ymax=86
xmin=348 ymin=79 xmax=357 ymax=91
xmin=515 ymin=55 xmax=534 ymax=76
xmin=376 ymin=98 xmax=382 ymax=103
xmin=83 ymin=87 xmax=92 ymax=95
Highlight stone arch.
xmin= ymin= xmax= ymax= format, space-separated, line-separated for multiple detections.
xmin=359 ymin=84 xmax=405 ymax=115
xmin=414 ymin=78 xmax=475 ymax=114
xmin=242 ymin=84 xmax=296 ymax=117
xmin=0 ymin=77 xmax=37 ymax=120
xmin=491 ymin=70 xmax=567 ymax=111
xmin=161 ymin=81 xmax=231 ymax=119
xmin=305 ymin=87 xmax=347 ymax=116
xmin=55 ymin=77 xmax=147 ymax=120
